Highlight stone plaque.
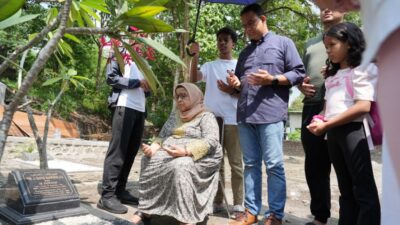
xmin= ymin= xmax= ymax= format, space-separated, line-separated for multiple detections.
xmin=0 ymin=169 xmax=88 ymax=224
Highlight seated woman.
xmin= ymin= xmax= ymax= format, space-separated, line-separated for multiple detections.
xmin=132 ymin=83 xmax=223 ymax=225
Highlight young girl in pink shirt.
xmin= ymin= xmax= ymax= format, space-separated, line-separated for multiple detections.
xmin=307 ymin=22 xmax=380 ymax=225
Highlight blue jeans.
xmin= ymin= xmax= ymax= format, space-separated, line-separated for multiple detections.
xmin=238 ymin=121 xmax=286 ymax=220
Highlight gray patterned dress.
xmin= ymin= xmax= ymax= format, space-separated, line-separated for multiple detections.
xmin=138 ymin=111 xmax=223 ymax=224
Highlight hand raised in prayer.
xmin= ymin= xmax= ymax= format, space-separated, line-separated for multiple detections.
xmin=142 ymin=142 xmax=160 ymax=157
xmin=163 ymin=145 xmax=188 ymax=157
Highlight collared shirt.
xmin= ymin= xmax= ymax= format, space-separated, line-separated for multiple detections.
xmin=235 ymin=32 xmax=305 ymax=124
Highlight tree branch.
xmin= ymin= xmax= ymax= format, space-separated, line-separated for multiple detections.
xmin=266 ymin=6 xmax=308 ymax=20
xmin=64 ymin=27 xmax=113 ymax=35
xmin=41 ymin=88 xmax=64 ymax=169
xmin=0 ymin=0 xmax=72 ymax=163
xmin=0 ymin=11 xmax=62 ymax=77
xmin=23 ymin=97 xmax=45 ymax=168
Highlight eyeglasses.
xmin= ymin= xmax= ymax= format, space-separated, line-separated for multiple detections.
xmin=174 ymin=94 xmax=189 ymax=100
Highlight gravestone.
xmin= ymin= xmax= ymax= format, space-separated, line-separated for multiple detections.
xmin=0 ymin=169 xmax=88 ymax=224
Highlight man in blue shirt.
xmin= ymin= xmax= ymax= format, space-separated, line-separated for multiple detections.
xmin=227 ymin=3 xmax=305 ymax=225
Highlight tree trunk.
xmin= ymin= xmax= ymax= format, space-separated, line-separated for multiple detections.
xmin=41 ymin=89 xmax=64 ymax=169
xmin=24 ymin=98 xmax=46 ymax=167
xmin=181 ymin=0 xmax=191 ymax=81
xmin=95 ymin=42 xmax=103 ymax=90
xmin=0 ymin=0 xmax=72 ymax=164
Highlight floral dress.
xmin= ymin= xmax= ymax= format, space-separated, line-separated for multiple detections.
xmin=138 ymin=111 xmax=223 ymax=224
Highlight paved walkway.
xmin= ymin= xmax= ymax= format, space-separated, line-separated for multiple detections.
xmin=0 ymin=141 xmax=382 ymax=225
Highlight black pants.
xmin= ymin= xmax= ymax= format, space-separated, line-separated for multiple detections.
xmin=327 ymin=122 xmax=380 ymax=225
xmin=102 ymin=106 xmax=145 ymax=198
xmin=301 ymin=103 xmax=331 ymax=223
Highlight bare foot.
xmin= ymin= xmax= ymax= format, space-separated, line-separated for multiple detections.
xmin=132 ymin=211 xmax=150 ymax=224
xmin=132 ymin=214 xmax=142 ymax=224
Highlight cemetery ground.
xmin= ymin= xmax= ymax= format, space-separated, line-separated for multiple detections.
xmin=0 ymin=137 xmax=382 ymax=225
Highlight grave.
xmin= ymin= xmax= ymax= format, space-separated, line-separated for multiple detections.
xmin=0 ymin=169 xmax=88 ymax=224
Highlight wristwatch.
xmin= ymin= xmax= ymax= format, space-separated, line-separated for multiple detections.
xmin=271 ymin=77 xmax=279 ymax=86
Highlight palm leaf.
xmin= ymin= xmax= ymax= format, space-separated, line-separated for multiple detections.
xmin=81 ymin=0 xmax=110 ymax=14
xmin=112 ymin=43 xmax=126 ymax=75
xmin=0 ymin=0 xmax=25 ymax=22
xmin=42 ymin=77 xmax=63 ymax=86
xmin=117 ymin=16 xmax=174 ymax=32
xmin=134 ymin=0 xmax=169 ymax=7
xmin=0 ymin=10 xmax=39 ymax=30
xmin=136 ymin=36 xmax=185 ymax=67
xmin=123 ymin=42 xmax=165 ymax=96
xmin=120 ymin=6 xmax=166 ymax=18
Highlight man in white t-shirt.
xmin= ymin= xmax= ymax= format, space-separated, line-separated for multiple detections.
xmin=189 ymin=27 xmax=244 ymax=219
xmin=98 ymin=57 xmax=150 ymax=214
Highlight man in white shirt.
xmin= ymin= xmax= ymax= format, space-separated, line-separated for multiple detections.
xmin=189 ymin=27 xmax=245 ymax=219
xmin=98 ymin=57 xmax=150 ymax=214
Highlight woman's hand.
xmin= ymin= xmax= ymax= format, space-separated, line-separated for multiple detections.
xmin=163 ymin=145 xmax=189 ymax=157
xmin=307 ymin=120 xmax=328 ymax=136
xmin=142 ymin=143 xmax=160 ymax=157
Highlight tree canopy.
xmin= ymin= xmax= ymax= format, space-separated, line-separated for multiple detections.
xmin=0 ymin=0 xmax=361 ymax=163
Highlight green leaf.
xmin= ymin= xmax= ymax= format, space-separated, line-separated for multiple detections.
xmin=81 ymin=10 xmax=95 ymax=27
xmin=80 ymin=4 xmax=100 ymax=21
xmin=67 ymin=69 xmax=77 ymax=76
xmin=63 ymin=33 xmax=81 ymax=43
xmin=134 ymin=0 xmax=169 ymax=7
xmin=120 ymin=1 xmax=129 ymax=15
xmin=42 ymin=77 xmax=63 ymax=86
xmin=117 ymin=16 xmax=174 ymax=32
xmin=70 ymin=79 xmax=78 ymax=88
xmin=57 ymin=39 xmax=74 ymax=59
xmin=72 ymin=75 xmax=90 ymax=80
xmin=71 ymin=79 xmax=86 ymax=89
xmin=120 ymin=6 xmax=166 ymax=18
xmin=112 ymin=43 xmax=125 ymax=75
xmin=71 ymin=0 xmax=84 ymax=27
xmin=123 ymin=42 xmax=164 ymax=96
xmin=81 ymin=0 xmax=110 ymax=14
xmin=0 ymin=10 xmax=39 ymax=30
xmin=28 ymin=33 xmax=39 ymax=41
xmin=54 ymin=54 xmax=64 ymax=67
xmin=137 ymin=36 xmax=185 ymax=67
xmin=46 ymin=8 xmax=58 ymax=25
xmin=0 ymin=0 xmax=25 ymax=22
xmin=126 ymin=0 xmax=140 ymax=3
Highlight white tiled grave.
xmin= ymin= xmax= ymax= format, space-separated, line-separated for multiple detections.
xmin=14 ymin=159 xmax=102 ymax=172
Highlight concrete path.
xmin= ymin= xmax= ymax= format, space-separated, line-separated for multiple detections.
xmin=0 ymin=140 xmax=382 ymax=225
